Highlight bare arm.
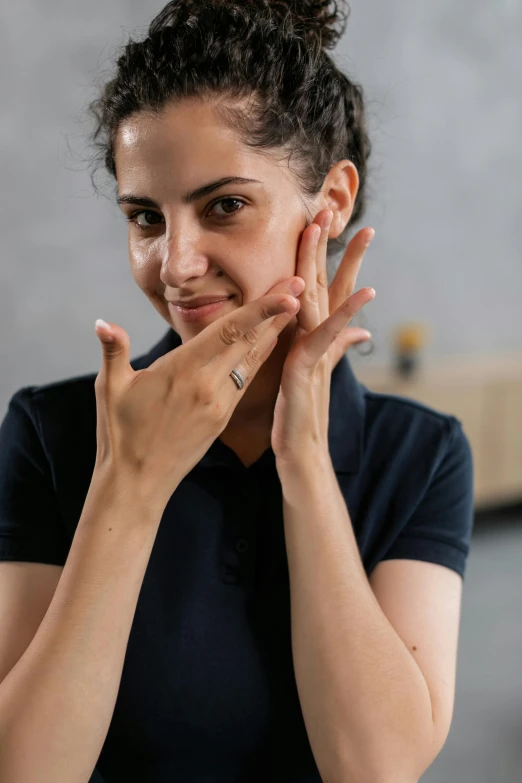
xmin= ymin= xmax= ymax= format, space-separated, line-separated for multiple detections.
xmin=0 ymin=468 xmax=165 ymax=783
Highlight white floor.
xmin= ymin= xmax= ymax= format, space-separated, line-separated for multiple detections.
xmin=421 ymin=505 xmax=522 ymax=782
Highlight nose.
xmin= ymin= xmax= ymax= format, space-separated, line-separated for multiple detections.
xmin=159 ymin=219 xmax=212 ymax=289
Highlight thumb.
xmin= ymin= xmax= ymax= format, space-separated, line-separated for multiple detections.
xmin=266 ymin=276 xmax=306 ymax=299
xmin=94 ymin=319 xmax=132 ymax=381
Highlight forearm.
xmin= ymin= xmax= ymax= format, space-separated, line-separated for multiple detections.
xmin=0 ymin=468 xmax=164 ymax=783
xmin=278 ymin=455 xmax=435 ymax=783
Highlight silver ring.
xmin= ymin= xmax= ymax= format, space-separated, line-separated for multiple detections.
xmin=230 ymin=369 xmax=246 ymax=390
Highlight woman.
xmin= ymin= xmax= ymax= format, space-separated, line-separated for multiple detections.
xmin=0 ymin=2 xmax=474 ymax=782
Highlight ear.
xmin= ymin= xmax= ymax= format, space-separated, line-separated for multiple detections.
xmin=320 ymin=160 xmax=360 ymax=239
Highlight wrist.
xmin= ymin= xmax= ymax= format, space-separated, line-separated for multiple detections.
xmin=276 ymin=448 xmax=331 ymax=474
xmin=276 ymin=450 xmax=333 ymax=503
xmin=90 ymin=462 xmax=172 ymax=523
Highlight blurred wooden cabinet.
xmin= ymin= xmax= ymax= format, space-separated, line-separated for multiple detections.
xmin=352 ymin=353 xmax=522 ymax=510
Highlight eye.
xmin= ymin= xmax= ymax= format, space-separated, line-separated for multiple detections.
xmin=126 ymin=197 xmax=247 ymax=232
xmin=126 ymin=210 xmax=164 ymax=229
xmin=208 ymin=197 xmax=246 ymax=218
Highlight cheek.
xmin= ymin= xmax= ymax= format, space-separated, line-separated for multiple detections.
xmin=240 ymin=217 xmax=303 ymax=295
xmin=129 ymin=246 xmax=157 ymax=290
xmin=263 ymin=220 xmax=303 ymax=276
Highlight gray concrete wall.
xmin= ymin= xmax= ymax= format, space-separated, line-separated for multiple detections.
xmin=1 ymin=0 xmax=520 ymax=408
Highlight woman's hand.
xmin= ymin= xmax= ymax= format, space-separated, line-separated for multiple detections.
xmin=271 ymin=209 xmax=376 ymax=466
xmin=93 ymin=281 xmax=302 ymax=512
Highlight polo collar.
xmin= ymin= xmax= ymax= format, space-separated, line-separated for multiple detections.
xmin=131 ymin=328 xmax=365 ymax=475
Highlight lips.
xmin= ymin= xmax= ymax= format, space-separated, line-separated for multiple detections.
xmin=171 ymin=296 xmax=232 ymax=309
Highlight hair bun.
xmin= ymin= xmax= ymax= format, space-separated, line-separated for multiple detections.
xmin=149 ymin=1 xmax=350 ymax=50
xmin=265 ymin=0 xmax=350 ymax=50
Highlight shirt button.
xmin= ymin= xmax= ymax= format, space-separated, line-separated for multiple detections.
xmin=236 ymin=538 xmax=249 ymax=553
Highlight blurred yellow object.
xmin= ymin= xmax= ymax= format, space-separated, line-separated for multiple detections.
xmin=394 ymin=322 xmax=431 ymax=352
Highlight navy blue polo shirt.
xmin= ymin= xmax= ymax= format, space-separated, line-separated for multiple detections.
xmin=0 ymin=326 xmax=474 ymax=783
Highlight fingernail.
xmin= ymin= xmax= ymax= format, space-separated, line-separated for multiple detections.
xmin=364 ymin=229 xmax=375 ymax=246
xmin=95 ymin=319 xmax=111 ymax=332
xmin=290 ymin=279 xmax=305 ymax=295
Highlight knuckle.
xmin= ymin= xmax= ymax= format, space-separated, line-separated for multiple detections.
xmin=317 ymin=270 xmax=329 ymax=289
xmin=242 ymin=324 xmax=263 ymax=348
xmin=219 ymin=321 xmax=244 ymax=346
xmin=244 ymin=342 xmax=264 ymax=368
xmin=305 ymin=288 xmax=320 ymax=305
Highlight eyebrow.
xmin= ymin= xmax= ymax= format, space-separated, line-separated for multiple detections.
xmin=116 ymin=177 xmax=262 ymax=208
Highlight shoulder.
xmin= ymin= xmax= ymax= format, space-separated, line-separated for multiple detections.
xmin=360 ymin=384 xmax=469 ymax=470
xmin=7 ymin=373 xmax=98 ymax=442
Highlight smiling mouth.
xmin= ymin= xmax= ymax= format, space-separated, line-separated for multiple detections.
xmin=168 ymin=296 xmax=235 ymax=321
xmin=173 ymin=296 xmax=233 ymax=309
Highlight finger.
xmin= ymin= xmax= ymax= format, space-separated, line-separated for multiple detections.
xmin=328 ymin=228 xmax=374 ymax=313
xmin=266 ymin=275 xmax=306 ymax=299
xmin=293 ymin=222 xmax=322 ymax=333
xmin=223 ymin=308 xmax=297 ymax=392
xmin=190 ymin=293 xmax=299 ymax=366
xmin=297 ymin=288 xmax=375 ymax=370
xmin=94 ymin=319 xmax=135 ymax=394
xmin=221 ymin=294 xmax=301 ymax=380
xmin=330 ymin=328 xmax=372 ymax=369
xmin=316 ymin=210 xmax=332 ymax=322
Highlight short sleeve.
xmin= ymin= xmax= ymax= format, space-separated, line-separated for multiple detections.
xmin=0 ymin=386 xmax=68 ymax=565
xmin=379 ymin=416 xmax=475 ymax=580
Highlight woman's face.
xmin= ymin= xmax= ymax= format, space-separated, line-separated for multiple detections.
xmin=114 ymin=98 xmax=318 ymax=342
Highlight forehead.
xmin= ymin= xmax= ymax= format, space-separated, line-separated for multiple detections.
xmin=115 ymin=99 xmax=266 ymax=185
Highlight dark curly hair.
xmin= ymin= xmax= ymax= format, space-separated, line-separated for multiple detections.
xmin=84 ymin=0 xmax=373 ymax=272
